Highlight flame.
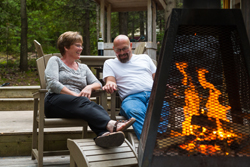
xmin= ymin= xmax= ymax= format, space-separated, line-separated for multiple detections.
xmin=175 ymin=62 xmax=237 ymax=155
xmin=176 ymin=62 xmax=200 ymax=136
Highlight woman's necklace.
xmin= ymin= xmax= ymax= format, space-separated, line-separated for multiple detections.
xmin=69 ymin=62 xmax=78 ymax=70
xmin=61 ymin=58 xmax=78 ymax=70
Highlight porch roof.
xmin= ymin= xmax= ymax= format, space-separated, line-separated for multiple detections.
xmin=94 ymin=0 xmax=166 ymax=12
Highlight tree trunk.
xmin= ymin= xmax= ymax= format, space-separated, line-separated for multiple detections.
xmin=131 ymin=12 xmax=135 ymax=39
xmin=20 ymin=0 xmax=28 ymax=71
xmin=158 ymin=10 xmax=165 ymax=32
xmin=165 ymin=0 xmax=176 ymax=28
xmin=140 ymin=11 xmax=145 ymax=36
xmin=119 ymin=12 xmax=128 ymax=35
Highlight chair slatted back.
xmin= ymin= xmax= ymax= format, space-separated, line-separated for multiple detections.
xmin=34 ymin=40 xmax=63 ymax=89
xmin=134 ymin=42 xmax=146 ymax=54
xmin=34 ymin=40 xmax=46 ymax=66
xmin=36 ymin=53 xmax=62 ymax=89
xmin=36 ymin=54 xmax=53 ymax=89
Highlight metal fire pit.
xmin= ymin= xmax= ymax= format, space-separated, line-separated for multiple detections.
xmin=139 ymin=9 xmax=250 ymax=167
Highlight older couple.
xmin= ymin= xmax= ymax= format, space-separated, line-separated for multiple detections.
xmin=44 ymin=31 xmax=155 ymax=148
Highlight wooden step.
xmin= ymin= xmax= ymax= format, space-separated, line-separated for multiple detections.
xmin=0 ymin=111 xmax=96 ymax=157
xmin=0 ymin=98 xmax=34 ymax=111
xmin=0 ymin=86 xmax=115 ymax=111
xmin=0 ymin=86 xmax=40 ymax=98
xmin=0 ymin=97 xmax=113 ymax=111
xmin=0 ymin=86 xmax=40 ymax=111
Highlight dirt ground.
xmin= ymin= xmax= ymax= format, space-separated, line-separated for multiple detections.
xmin=0 ymin=68 xmax=39 ymax=86
xmin=0 ymin=69 xmax=39 ymax=86
xmin=0 ymin=53 xmax=40 ymax=86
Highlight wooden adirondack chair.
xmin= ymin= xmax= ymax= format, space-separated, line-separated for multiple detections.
xmin=34 ymin=40 xmax=45 ymax=58
xmin=32 ymin=40 xmax=108 ymax=167
xmin=134 ymin=42 xmax=146 ymax=54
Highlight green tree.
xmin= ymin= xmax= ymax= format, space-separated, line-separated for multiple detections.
xmin=0 ymin=0 xmax=21 ymax=54
xmin=0 ymin=0 xmax=168 ymax=65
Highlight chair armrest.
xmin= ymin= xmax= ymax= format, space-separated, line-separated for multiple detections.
xmin=110 ymin=90 xmax=118 ymax=120
xmin=92 ymin=89 xmax=108 ymax=111
xmin=91 ymin=89 xmax=105 ymax=97
xmin=33 ymin=89 xmax=48 ymax=98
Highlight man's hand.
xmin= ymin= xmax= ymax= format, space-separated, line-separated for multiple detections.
xmin=102 ymin=81 xmax=117 ymax=94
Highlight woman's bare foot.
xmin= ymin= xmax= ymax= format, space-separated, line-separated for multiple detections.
xmin=107 ymin=118 xmax=136 ymax=132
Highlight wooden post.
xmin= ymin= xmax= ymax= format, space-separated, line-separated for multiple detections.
xmin=152 ymin=1 xmax=157 ymax=43
xmin=223 ymin=0 xmax=230 ymax=9
xmin=100 ymin=0 xmax=105 ymax=41
xmin=107 ymin=4 xmax=111 ymax=43
xmin=147 ymin=0 xmax=152 ymax=42
xmin=242 ymin=0 xmax=250 ymax=43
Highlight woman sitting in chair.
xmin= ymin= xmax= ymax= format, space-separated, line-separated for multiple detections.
xmin=44 ymin=31 xmax=135 ymax=148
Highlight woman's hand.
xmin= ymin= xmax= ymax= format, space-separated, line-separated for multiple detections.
xmin=79 ymin=85 xmax=93 ymax=99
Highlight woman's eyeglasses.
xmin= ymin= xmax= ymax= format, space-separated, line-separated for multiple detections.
xmin=74 ymin=44 xmax=84 ymax=49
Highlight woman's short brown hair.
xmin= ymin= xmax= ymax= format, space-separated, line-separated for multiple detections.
xmin=57 ymin=31 xmax=83 ymax=55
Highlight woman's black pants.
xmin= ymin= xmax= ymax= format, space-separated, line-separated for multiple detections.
xmin=44 ymin=93 xmax=111 ymax=137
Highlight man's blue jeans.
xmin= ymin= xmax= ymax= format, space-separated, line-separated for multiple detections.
xmin=120 ymin=91 xmax=151 ymax=140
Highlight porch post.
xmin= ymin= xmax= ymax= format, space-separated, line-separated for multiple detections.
xmin=242 ymin=0 xmax=250 ymax=43
xmin=147 ymin=0 xmax=152 ymax=42
xmin=146 ymin=0 xmax=157 ymax=60
xmin=100 ymin=0 xmax=105 ymax=41
xmin=107 ymin=4 xmax=111 ymax=43
xmin=152 ymin=1 xmax=157 ymax=43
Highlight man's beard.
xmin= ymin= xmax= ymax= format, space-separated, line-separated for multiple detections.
xmin=118 ymin=53 xmax=129 ymax=63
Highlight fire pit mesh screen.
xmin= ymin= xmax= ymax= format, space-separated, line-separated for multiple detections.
xmin=155 ymin=25 xmax=250 ymax=157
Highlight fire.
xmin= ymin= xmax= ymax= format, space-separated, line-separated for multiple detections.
xmin=176 ymin=62 xmax=200 ymax=136
xmin=175 ymin=62 xmax=237 ymax=155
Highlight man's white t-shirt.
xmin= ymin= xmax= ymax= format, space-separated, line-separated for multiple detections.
xmin=103 ymin=54 xmax=157 ymax=100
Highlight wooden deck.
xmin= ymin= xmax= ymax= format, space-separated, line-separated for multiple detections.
xmin=0 ymin=86 xmax=135 ymax=166
xmin=0 ymin=155 xmax=70 ymax=167
xmin=0 ymin=110 xmax=135 ymax=166
xmin=0 ymin=110 xmax=82 ymax=166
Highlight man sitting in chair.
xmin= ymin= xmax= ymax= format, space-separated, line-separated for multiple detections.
xmin=102 ymin=35 xmax=156 ymax=140
xmin=44 ymin=31 xmax=135 ymax=148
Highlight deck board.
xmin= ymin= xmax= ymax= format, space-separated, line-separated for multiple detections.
xmin=0 ymin=156 xmax=70 ymax=167
xmin=0 ymin=111 xmax=83 ymax=134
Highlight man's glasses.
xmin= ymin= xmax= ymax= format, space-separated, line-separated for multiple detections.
xmin=74 ymin=44 xmax=84 ymax=49
xmin=114 ymin=47 xmax=129 ymax=53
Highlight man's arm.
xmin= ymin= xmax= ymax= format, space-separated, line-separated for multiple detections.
xmin=152 ymin=73 xmax=155 ymax=80
xmin=102 ymin=76 xmax=117 ymax=94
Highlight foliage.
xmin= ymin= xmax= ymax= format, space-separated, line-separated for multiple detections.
xmin=0 ymin=0 xmax=21 ymax=54
xmin=0 ymin=0 xmax=168 ymax=61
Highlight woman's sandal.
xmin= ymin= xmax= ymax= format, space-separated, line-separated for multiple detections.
xmin=113 ymin=117 xmax=136 ymax=132
xmin=95 ymin=131 xmax=125 ymax=148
